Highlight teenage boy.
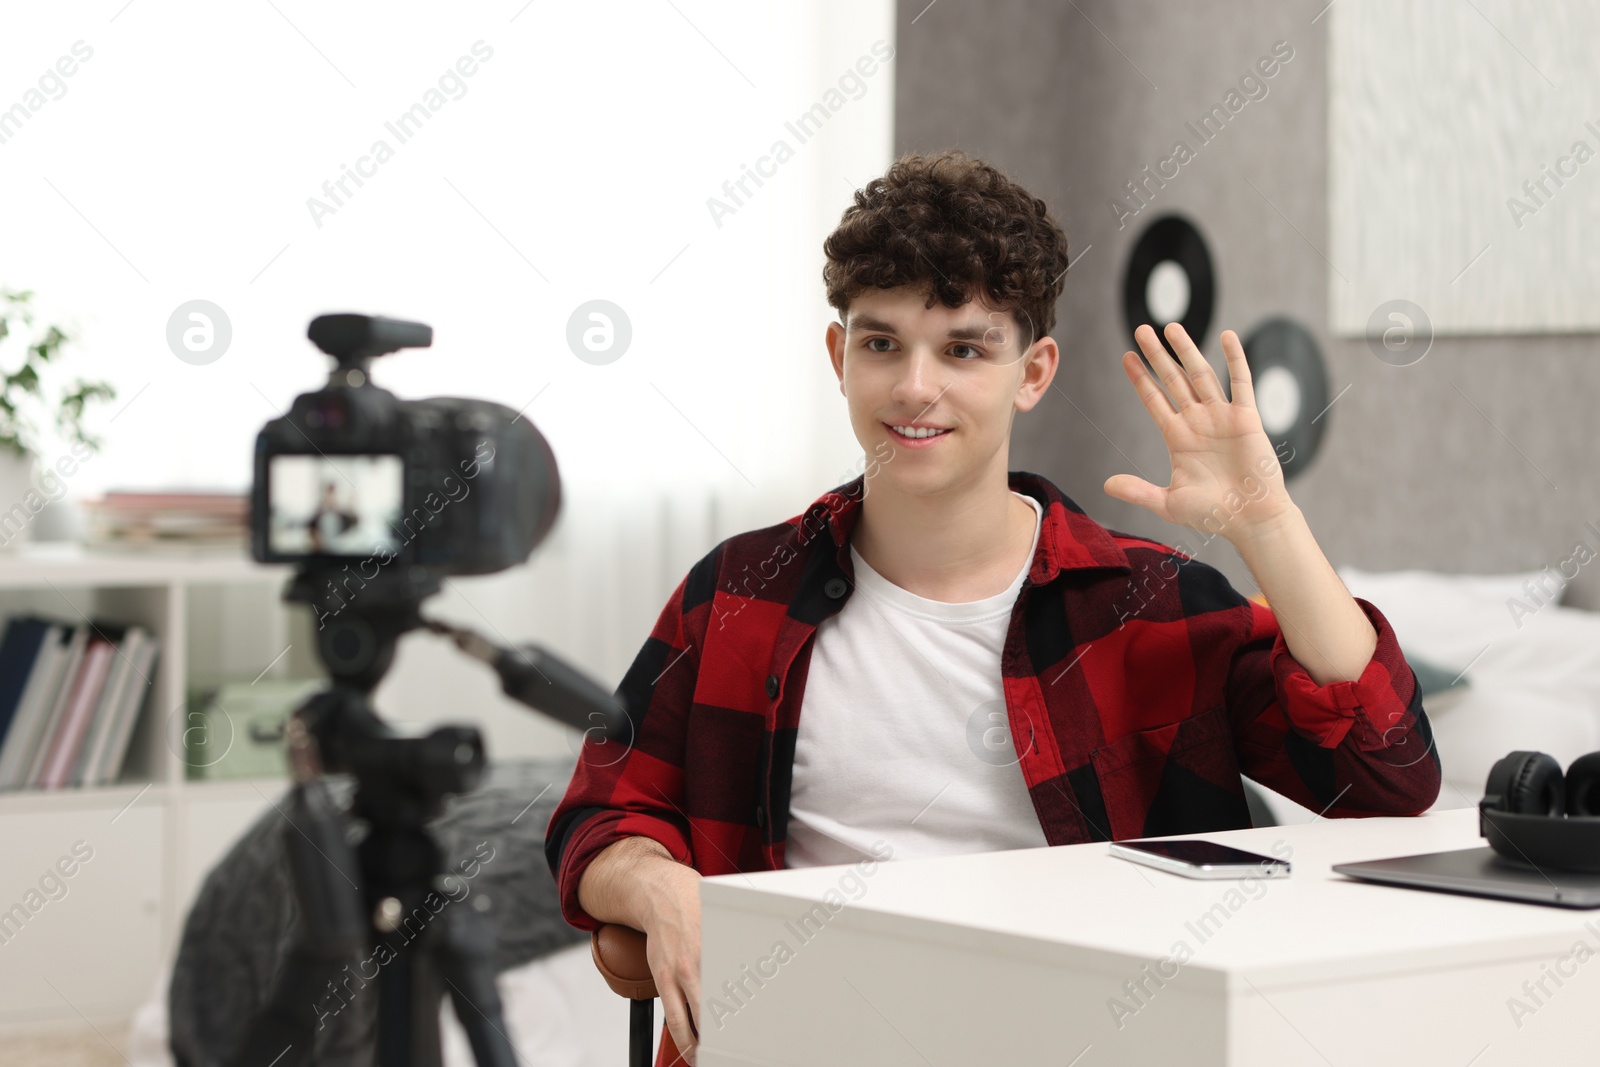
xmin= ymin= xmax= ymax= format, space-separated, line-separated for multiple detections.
xmin=546 ymin=149 xmax=1439 ymax=1065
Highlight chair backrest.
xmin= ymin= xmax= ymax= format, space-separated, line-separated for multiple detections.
xmin=594 ymin=924 xmax=688 ymax=1066
xmin=591 ymin=924 xmax=658 ymax=1000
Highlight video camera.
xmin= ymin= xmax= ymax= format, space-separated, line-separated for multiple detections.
xmin=251 ymin=313 xmax=560 ymax=628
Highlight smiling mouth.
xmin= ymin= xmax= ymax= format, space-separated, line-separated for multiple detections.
xmin=885 ymin=423 xmax=953 ymax=441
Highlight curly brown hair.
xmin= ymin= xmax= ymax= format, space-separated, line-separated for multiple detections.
xmin=822 ymin=149 xmax=1071 ymax=349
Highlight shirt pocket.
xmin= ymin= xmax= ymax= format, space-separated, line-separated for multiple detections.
xmin=1088 ymin=705 xmax=1249 ymax=841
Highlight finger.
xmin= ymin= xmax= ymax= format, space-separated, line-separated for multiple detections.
xmin=1120 ymin=349 xmax=1177 ymax=432
xmin=1162 ymin=322 xmax=1224 ymax=404
xmin=687 ymin=970 xmax=701 ymax=1038
xmin=1133 ymin=324 xmax=1198 ymax=408
xmin=1104 ymin=473 xmax=1169 ymax=521
xmin=1219 ymin=329 xmax=1256 ymax=409
xmin=662 ymin=988 xmax=696 ymax=1065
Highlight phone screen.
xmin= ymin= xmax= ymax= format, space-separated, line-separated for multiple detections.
xmin=1116 ymin=839 xmax=1283 ymax=867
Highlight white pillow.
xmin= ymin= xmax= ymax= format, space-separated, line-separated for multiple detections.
xmin=1335 ymin=566 xmax=1569 ymax=675
xmin=1424 ymin=676 xmax=1600 ymax=805
xmin=1335 ymin=568 xmax=1600 ymax=810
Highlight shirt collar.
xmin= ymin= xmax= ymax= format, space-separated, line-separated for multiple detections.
xmin=807 ymin=470 xmax=1132 ymax=587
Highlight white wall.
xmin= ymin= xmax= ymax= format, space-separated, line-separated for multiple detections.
xmin=1329 ymin=0 xmax=1600 ymax=335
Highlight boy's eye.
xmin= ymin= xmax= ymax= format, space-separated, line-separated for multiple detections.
xmin=861 ymin=337 xmax=983 ymax=359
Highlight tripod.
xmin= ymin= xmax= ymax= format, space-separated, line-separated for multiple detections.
xmin=226 ymin=569 xmax=627 ymax=1067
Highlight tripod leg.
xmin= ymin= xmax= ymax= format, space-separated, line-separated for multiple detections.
xmin=377 ymin=923 xmax=446 ymax=1067
xmin=435 ymin=893 xmax=519 ymax=1067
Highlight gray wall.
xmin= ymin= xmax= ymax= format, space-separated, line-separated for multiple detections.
xmin=893 ymin=0 xmax=1600 ymax=609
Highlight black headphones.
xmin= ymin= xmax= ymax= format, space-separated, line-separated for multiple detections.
xmin=1479 ymin=750 xmax=1600 ymax=873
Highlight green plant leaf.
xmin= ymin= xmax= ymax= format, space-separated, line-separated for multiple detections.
xmin=9 ymin=364 xmax=40 ymax=394
xmin=32 ymin=325 xmax=67 ymax=363
xmin=0 ymin=291 xmax=112 ymax=459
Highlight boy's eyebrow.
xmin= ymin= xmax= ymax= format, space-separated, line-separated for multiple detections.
xmin=847 ymin=314 xmax=995 ymax=342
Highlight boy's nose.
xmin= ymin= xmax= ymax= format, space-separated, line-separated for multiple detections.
xmin=894 ymin=348 xmax=946 ymax=399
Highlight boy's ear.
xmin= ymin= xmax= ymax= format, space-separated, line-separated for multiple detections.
xmin=1014 ymin=336 xmax=1060 ymax=413
xmin=826 ymin=320 xmax=847 ymax=384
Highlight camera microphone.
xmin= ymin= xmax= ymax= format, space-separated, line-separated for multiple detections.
xmin=307 ymin=312 xmax=433 ymax=364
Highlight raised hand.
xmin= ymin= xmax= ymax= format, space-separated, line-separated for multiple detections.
xmin=1104 ymin=322 xmax=1295 ymax=543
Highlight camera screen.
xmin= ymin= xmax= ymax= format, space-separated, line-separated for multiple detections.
xmin=267 ymin=454 xmax=403 ymax=557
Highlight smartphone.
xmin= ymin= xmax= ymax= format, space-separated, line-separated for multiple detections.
xmin=1109 ymin=838 xmax=1291 ymax=880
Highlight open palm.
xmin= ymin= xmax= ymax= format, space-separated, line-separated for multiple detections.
xmin=1104 ymin=322 xmax=1295 ymax=540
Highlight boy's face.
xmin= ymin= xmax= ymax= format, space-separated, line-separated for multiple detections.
xmin=825 ymin=285 xmax=1058 ymax=498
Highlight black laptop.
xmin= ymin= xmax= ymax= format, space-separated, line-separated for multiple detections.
xmin=1333 ymin=846 xmax=1600 ymax=909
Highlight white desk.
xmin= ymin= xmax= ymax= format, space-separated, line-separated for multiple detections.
xmin=697 ymin=807 xmax=1598 ymax=1066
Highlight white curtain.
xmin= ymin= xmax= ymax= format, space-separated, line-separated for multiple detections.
xmin=1 ymin=1 xmax=895 ymax=758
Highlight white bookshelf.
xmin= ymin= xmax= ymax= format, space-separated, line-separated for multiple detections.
xmin=0 ymin=543 xmax=317 ymax=1034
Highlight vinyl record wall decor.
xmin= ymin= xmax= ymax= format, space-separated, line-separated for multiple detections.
xmin=1121 ymin=214 xmax=1330 ymax=481
xmin=1227 ymin=318 xmax=1328 ymax=481
xmin=1122 ymin=214 xmax=1215 ymax=364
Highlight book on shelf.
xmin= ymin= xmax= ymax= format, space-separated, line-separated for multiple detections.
xmin=9 ymin=627 xmax=86 ymax=783
xmin=73 ymin=628 xmax=152 ymax=787
xmin=36 ymin=625 xmax=122 ymax=790
xmin=81 ymin=489 xmax=247 ymax=551
xmin=0 ymin=614 xmax=162 ymax=792
xmin=0 ymin=618 xmax=57 ymax=782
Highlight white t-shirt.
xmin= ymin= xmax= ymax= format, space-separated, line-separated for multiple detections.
xmin=785 ymin=491 xmax=1050 ymax=868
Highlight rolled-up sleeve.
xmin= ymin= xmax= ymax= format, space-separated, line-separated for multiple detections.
xmin=544 ymin=565 xmax=704 ymax=932
xmin=546 ymin=808 xmax=694 ymax=933
xmin=1230 ymin=594 xmax=1442 ymax=817
xmin=1270 ymin=596 xmax=1420 ymax=751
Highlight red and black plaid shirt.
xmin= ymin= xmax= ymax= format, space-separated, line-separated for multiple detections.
xmin=546 ymin=469 xmax=1440 ymax=932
